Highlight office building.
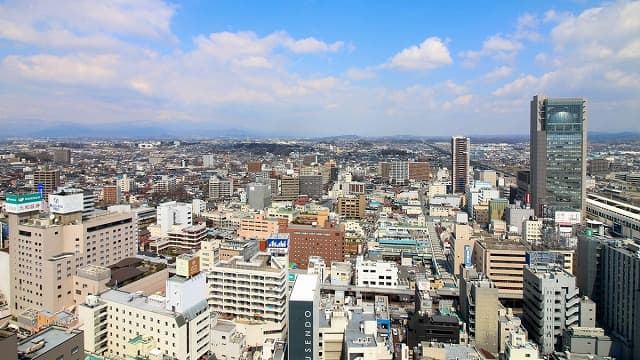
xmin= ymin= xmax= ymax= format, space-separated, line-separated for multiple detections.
xmin=355 ymin=257 xmax=398 ymax=288
xmin=275 ymin=176 xmax=299 ymax=201
xmin=246 ymin=182 xmax=272 ymax=210
xmin=247 ymin=160 xmax=263 ymax=173
xmin=530 ymin=95 xmax=587 ymax=216
xmin=459 ymin=269 xmax=499 ymax=354
xmin=337 ymin=194 xmax=366 ymax=219
xmin=474 ymin=239 xmax=527 ymax=299
xmin=52 ymin=148 xmax=71 ymax=164
xmin=33 ymin=169 xmax=60 ymax=203
xmin=202 ymin=154 xmax=215 ymax=168
xmin=288 ymin=274 xmax=320 ymax=360
xmin=523 ymin=264 xmax=580 ymax=355
xmin=576 ymin=233 xmax=640 ymax=359
xmin=409 ymin=161 xmax=430 ymax=181
xmin=280 ymin=219 xmax=345 ymax=269
xmin=390 ymin=161 xmax=409 ymax=185
xmin=9 ymin=193 xmax=136 ymax=314
xmin=299 ymin=174 xmax=323 ymax=199
xmin=237 ymin=213 xmax=280 ymax=240
xmin=207 ymin=253 xmax=288 ymax=345
xmin=156 ymin=201 xmax=192 ymax=235
xmin=451 ymin=136 xmax=470 ymax=193
xmin=208 ymin=176 xmax=232 ymax=199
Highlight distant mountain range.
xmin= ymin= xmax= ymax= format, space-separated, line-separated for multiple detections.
xmin=2 ymin=119 xmax=638 ymax=143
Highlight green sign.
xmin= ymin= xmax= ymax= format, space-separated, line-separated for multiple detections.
xmin=6 ymin=193 xmax=42 ymax=204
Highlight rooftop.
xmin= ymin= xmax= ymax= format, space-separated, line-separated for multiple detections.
xmin=290 ymin=274 xmax=318 ymax=301
xmin=17 ymin=326 xmax=82 ymax=359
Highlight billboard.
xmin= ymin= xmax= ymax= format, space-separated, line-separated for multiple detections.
xmin=49 ymin=193 xmax=83 ymax=214
xmin=554 ymin=211 xmax=581 ymax=226
xmin=6 ymin=193 xmax=42 ymax=214
xmin=464 ymin=245 xmax=472 ymax=267
xmin=176 ymin=255 xmax=200 ymax=277
xmin=266 ymin=238 xmax=289 ymax=249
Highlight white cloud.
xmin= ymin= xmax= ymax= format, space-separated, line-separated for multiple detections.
xmin=462 ymin=35 xmax=523 ymax=66
xmin=345 ymin=67 xmax=377 ymax=80
xmin=2 ymin=54 xmax=119 ymax=84
xmin=515 ymin=13 xmax=542 ymax=41
xmin=535 ymin=52 xmax=547 ymax=63
xmin=386 ymin=37 xmax=453 ymax=71
xmin=484 ymin=66 xmax=513 ymax=80
xmin=0 ymin=0 xmax=176 ymax=50
xmin=287 ymin=37 xmax=344 ymax=53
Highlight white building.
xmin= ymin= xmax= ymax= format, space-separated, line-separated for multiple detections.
xmin=355 ymin=256 xmax=398 ymax=288
xmin=79 ymin=284 xmax=210 ymax=359
xmin=207 ymin=253 xmax=288 ymax=345
xmin=156 ymin=201 xmax=192 ymax=235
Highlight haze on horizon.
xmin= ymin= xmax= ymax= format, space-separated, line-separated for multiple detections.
xmin=0 ymin=0 xmax=638 ymax=137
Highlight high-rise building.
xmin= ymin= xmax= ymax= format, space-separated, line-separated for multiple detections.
xmin=337 ymin=194 xmax=366 ymax=219
xmin=202 ymin=154 xmax=215 ymax=168
xmin=246 ymin=182 xmax=272 ymax=210
xmin=576 ymin=233 xmax=640 ymax=360
xmin=390 ymin=161 xmax=409 ymax=185
xmin=33 ymin=169 xmax=60 ymax=203
xmin=208 ymin=176 xmax=233 ymax=199
xmin=530 ymin=95 xmax=587 ymax=217
xmin=102 ymin=185 xmax=121 ymax=205
xmin=289 ymin=274 xmax=320 ymax=360
xmin=474 ymin=239 xmax=527 ymax=299
xmin=275 ymin=176 xmax=299 ymax=201
xmin=523 ymin=264 xmax=580 ymax=355
xmin=9 ymin=194 xmax=136 ymax=314
xmin=52 ymin=148 xmax=71 ymax=164
xmin=451 ymin=136 xmax=470 ymax=193
xmin=408 ymin=161 xmax=430 ymax=181
xmin=299 ymin=175 xmax=323 ymax=199
xmin=280 ymin=219 xmax=344 ymax=269
xmin=459 ymin=269 xmax=499 ymax=354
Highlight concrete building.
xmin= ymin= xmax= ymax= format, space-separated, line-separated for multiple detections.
xmin=276 ymin=176 xmax=300 ymax=201
xmin=390 ymin=161 xmax=409 ymax=185
xmin=209 ymin=176 xmax=233 ymax=199
xmin=237 ymin=213 xmax=280 ymax=240
xmin=530 ymin=95 xmax=587 ymax=217
xmin=202 ymin=154 xmax=215 ymax=168
xmin=246 ymin=182 xmax=272 ymax=210
xmin=289 ymin=274 xmax=320 ymax=360
xmin=9 ymin=197 xmax=136 ymax=314
xmin=337 ymin=194 xmax=366 ymax=220
xmin=355 ymin=256 xmax=398 ymax=288
xmin=576 ymin=233 xmax=640 ymax=359
xmin=156 ymin=201 xmax=192 ymax=235
xmin=207 ymin=253 xmax=288 ymax=345
xmin=585 ymin=193 xmax=640 ymax=239
xmin=16 ymin=326 xmax=83 ymax=360
xmin=523 ymin=219 xmax=543 ymax=246
xmin=52 ymin=148 xmax=71 ymax=164
xmin=523 ymin=264 xmax=580 ymax=355
xmin=73 ymin=264 xmax=110 ymax=305
xmin=116 ymin=174 xmax=136 ymax=194
xmin=79 ymin=287 xmax=209 ymax=360
xmin=451 ymin=136 xmax=470 ymax=193
xmin=247 ymin=160 xmax=263 ymax=173
xmin=474 ymin=169 xmax=497 ymax=186
xmin=101 ymin=185 xmax=121 ymax=205
xmin=506 ymin=207 xmax=535 ymax=234
xmin=474 ymin=239 xmax=527 ymax=299
xmin=409 ymin=161 xmax=430 ymax=181
xmin=151 ymin=224 xmax=207 ymax=252
xmin=377 ymin=162 xmax=391 ymax=180
xmin=33 ymin=169 xmax=60 ymax=203
xmin=299 ymin=174 xmax=323 ymax=199
xmin=280 ymin=219 xmax=345 ymax=269
xmin=459 ymin=269 xmax=499 ymax=354
xmin=448 ymin=223 xmax=474 ymax=276
xmin=504 ymin=328 xmax=541 ymax=360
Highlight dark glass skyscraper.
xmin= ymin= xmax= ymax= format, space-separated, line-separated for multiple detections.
xmin=530 ymin=95 xmax=587 ymax=217
xmin=451 ymin=136 xmax=470 ymax=194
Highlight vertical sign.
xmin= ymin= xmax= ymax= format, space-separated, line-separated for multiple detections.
xmin=464 ymin=245 xmax=472 ymax=267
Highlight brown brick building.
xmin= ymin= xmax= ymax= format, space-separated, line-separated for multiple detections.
xmin=279 ymin=219 xmax=344 ymax=269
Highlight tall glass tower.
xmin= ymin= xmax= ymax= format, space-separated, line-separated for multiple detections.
xmin=530 ymin=95 xmax=587 ymax=217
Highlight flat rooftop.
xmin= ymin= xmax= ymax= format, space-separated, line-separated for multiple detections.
xmin=17 ymin=326 xmax=81 ymax=359
xmin=290 ymin=274 xmax=318 ymax=301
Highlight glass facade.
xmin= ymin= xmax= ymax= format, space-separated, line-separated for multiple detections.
xmin=543 ymin=99 xmax=585 ymax=211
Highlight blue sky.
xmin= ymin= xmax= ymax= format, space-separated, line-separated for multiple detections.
xmin=0 ymin=0 xmax=638 ymax=136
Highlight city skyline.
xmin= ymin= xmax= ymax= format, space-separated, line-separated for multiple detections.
xmin=0 ymin=0 xmax=639 ymax=137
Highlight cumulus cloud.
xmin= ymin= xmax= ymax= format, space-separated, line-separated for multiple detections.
xmin=345 ymin=67 xmax=377 ymax=80
xmin=385 ymin=37 xmax=453 ymax=71
xmin=462 ymin=35 xmax=523 ymax=66
xmin=484 ymin=66 xmax=513 ymax=80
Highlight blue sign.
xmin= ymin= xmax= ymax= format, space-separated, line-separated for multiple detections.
xmin=266 ymin=238 xmax=289 ymax=249
xmin=464 ymin=245 xmax=472 ymax=267
xmin=37 ymin=182 xmax=45 ymax=195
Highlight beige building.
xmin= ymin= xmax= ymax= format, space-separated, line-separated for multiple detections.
xmin=474 ymin=239 xmax=527 ymax=299
xmin=449 ymin=223 xmax=475 ymax=275
xmin=9 ymin=202 xmax=136 ymax=314
xmin=207 ymin=253 xmax=288 ymax=345
xmin=337 ymin=194 xmax=366 ymax=220
xmin=522 ymin=219 xmax=542 ymax=246
xmin=237 ymin=213 xmax=280 ymax=240
xmin=73 ymin=265 xmax=111 ymax=305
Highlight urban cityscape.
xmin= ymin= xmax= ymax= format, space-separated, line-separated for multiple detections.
xmin=0 ymin=1 xmax=639 ymax=360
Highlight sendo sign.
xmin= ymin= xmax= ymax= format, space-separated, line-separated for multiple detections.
xmin=6 ymin=193 xmax=42 ymax=214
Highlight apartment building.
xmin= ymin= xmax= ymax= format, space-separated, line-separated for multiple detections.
xmin=337 ymin=194 xmax=366 ymax=220
xmin=207 ymin=253 xmax=288 ymax=345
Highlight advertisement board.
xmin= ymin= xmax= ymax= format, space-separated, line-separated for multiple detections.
xmin=554 ymin=211 xmax=581 ymax=226
xmin=464 ymin=245 xmax=472 ymax=267
xmin=176 ymin=255 xmax=200 ymax=277
xmin=6 ymin=193 xmax=42 ymax=214
xmin=49 ymin=193 xmax=83 ymax=214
